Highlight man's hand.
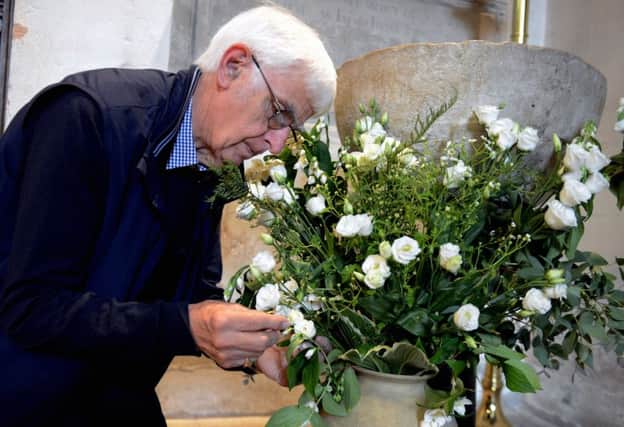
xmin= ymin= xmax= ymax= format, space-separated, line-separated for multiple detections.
xmin=188 ymin=300 xmax=288 ymax=369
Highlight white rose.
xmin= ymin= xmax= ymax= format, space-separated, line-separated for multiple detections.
xmin=269 ymin=164 xmax=288 ymax=183
xmin=355 ymin=214 xmax=374 ymax=236
xmin=422 ymin=408 xmax=453 ymax=427
xmin=453 ymin=397 xmax=472 ymax=416
xmin=274 ymin=304 xmax=290 ymax=317
xmin=294 ymin=319 xmax=316 ymax=339
xmin=563 ymin=144 xmax=589 ymax=171
xmin=235 ymin=201 xmax=256 ymax=220
xmin=305 ymin=195 xmax=326 ymax=216
xmin=585 ymin=172 xmax=609 ymax=194
xmin=544 ymin=199 xmax=577 ymax=230
xmin=255 ymin=284 xmax=281 ymax=311
xmin=522 ymin=288 xmax=552 ymax=314
xmin=303 ymin=294 xmax=322 ymax=311
xmin=561 ymin=170 xmax=582 ymax=182
xmin=585 ymin=144 xmax=611 ymax=172
xmin=544 ymin=284 xmax=567 ymax=299
xmin=362 ymin=255 xmax=391 ymax=289
xmin=475 ymin=105 xmax=500 ymax=126
xmin=439 ymin=243 xmax=462 ymax=274
xmin=559 ymin=179 xmax=592 ymax=207
xmin=444 ymin=160 xmax=472 ymax=189
xmin=488 ymin=118 xmax=518 ymax=150
xmin=251 ymin=251 xmax=276 ymax=273
xmin=336 ymin=215 xmax=361 ymax=237
xmin=265 ymin=182 xmax=284 ymax=201
xmin=453 ymin=304 xmax=480 ymax=331
xmin=391 ymin=236 xmax=421 ymax=265
xmin=287 ymin=309 xmax=305 ymax=325
xmin=517 ymin=127 xmax=540 ymax=151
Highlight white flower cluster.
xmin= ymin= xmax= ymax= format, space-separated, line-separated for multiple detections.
xmin=545 ymin=135 xmax=610 ymax=230
xmin=345 ymin=116 xmax=404 ymax=169
xmin=521 ymin=269 xmax=568 ymax=315
xmin=335 ymin=214 xmax=374 ymax=237
xmin=475 ymin=105 xmax=541 ymax=152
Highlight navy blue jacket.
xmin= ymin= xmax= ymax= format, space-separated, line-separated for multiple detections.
xmin=0 ymin=66 xmax=229 ymax=426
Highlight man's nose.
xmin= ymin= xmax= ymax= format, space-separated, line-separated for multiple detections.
xmin=264 ymin=127 xmax=291 ymax=154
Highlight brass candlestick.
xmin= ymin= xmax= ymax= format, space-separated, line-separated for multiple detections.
xmin=476 ymin=363 xmax=511 ymax=427
xmin=511 ymin=0 xmax=529 ymax=44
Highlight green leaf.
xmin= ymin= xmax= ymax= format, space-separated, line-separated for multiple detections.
xmin=397 ymin=309 xmax=431 ymax=337
xmin=423 ymin=384 xmax=450 ymax=407
xmin=267 ymin=405 xmax=321 ymax=427
xmin=382 ymin=342 xmax=438 ymax=375
xmin=503 ymin=359 xmax=542 ymax=393
xmin=342 ymin=366 xmax=361 ymax=411
xmin=517 ymin=266 xmax=545 ymax=280
xmin=566 ymin=225 xmax=583 ymax=259
xmin=562 ymin=331 xmax=577 ymax=355
xmin=533 ymin=344 xmax=549 ymax=367
xmin=429 ymin=337 xmax=460 ymax=365
xmin=481 ymin=344 xmax=525 ymax=361
xmin=608 ymin=306 xmax=624 ymax=321
xmin=311 ymin=138 xmax=332 ymax=175
xmin=287 ymin=353 xmax=307 ymax=389
xmin=302 ymin=353 xmax=321 ymax=396
xmin=321 ymin=393 xmax=348 ymax=416
xmin=446 ymin=360 xmax=466 ymax=377
xmin=567 ymin=286 xmax=581 ymax=307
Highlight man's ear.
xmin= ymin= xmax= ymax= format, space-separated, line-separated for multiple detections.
xmin=216 ymin=44 xmax=253 ymax=88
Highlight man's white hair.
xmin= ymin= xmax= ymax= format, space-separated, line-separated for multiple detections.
xmin=195 ymin=5 xmax=336 ymax=117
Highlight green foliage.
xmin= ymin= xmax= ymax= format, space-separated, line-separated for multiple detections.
xmin=230 ymin=100 xmax=624 ymax=421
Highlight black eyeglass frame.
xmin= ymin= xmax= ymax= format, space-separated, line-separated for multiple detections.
xmin=251 ymin=55 xmax=299 ymax=142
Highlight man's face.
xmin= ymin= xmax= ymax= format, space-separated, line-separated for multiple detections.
xmin=194 ymin=55 xmax=314 ymax=167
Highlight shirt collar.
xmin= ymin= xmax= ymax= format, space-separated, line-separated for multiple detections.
xmin=166 ymin=99 xmax=206 ymax=171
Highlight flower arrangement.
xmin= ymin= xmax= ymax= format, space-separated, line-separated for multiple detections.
xmin=226 ymin=97 xmax=624 ymax=427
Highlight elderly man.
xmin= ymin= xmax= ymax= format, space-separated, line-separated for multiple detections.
xmin=0 ymin=5 xmax=336 ymax=426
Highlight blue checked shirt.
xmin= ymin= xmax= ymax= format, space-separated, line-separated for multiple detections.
xmin=166 ymin=99 xmax=206 ymax=171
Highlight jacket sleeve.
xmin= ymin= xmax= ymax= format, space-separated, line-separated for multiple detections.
xmin=0 ymin=89 xmax=199 ymax=363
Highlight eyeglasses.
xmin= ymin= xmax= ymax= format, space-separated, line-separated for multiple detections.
xmin=251 ymin=55 xmax=299 ymax=142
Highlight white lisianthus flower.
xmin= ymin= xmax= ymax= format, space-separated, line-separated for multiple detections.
xmin=522 ymin=288 xmax=552 ymax=314
xmin=561 ymin=170 xmax=582 ymax=182
xmin=379 ymin=241 xmax=393 ymax=259
xmin=439 ymin=243 xmax=463 ymax=274
xmin=281 ymin=187 xmax=297 ymax=205
xmin=336 ymin=215 xmax=361 ymax=237
xmin=453 ymin=397 xmax=472 ymax=416
xmin=475 ymin=105 xmax=500 ymax=126
xmin=563 ymin=144 xmax=589 ymax=171
xmin=303 ymin=294 xmax=322 ymax=311
xmin=286 ymin=309 xmax=305 ymax=325
xmin=354 ymin=214 xmax=374 ymax=236
xmin=422 ymin=408 xmax=453 ymax=427
xmin=249 ymin=182 xmax=266 ymax=199
xmin=517 ymin=127 xmax=540 ymax=151
xmin=362 ymin=140 xmax=383 ymax=161
xmin=453 ymin=304 xmax=480 ymax=331
xmin=255 ymin=284 xmax=281 ymax=311
xmin=585 ymin=172 xmax=609 ymax=194
xmin=559 ymin=179 xmax=592 ymax=207
xmin=585 ymin=144 xmax=611 ymax=172
xmin=251 ymin=251 xmax=276 ymax=273
xmin=257 ymin=210 xmax=275 ymax=227
xmin=488 ymin=118 xmax=518 ymax=150
xmin=391 ymin=236 xmax=421 ymax=265
xmin=281 ymin=279 xmax=298 ymax=293
xmin=294 ymin=319 xmax=316 ymax=339
xmin=359 ymin=132 xmax=377 ymax=147
xmin=368 ymin=122 xmax=387 ymax=138
xmin=357 ymin=116 xmax=374 ymax=132
xmin=265 ymin=182 xmax=284 ymax=201
xmin=361 ymin=255 xmax=391 ymax=289
xmin=306 ymin=195 xmax=326 ymax=216
xmin=235 ymin=201 xmax=256 ymax=220
xmin=269 ymin=163 xmax=288 ymax=183
xmin=544 ymin=284 xmax=568 ymax=299
xmin=444 ymin=160 xmax=472 ymax=189
xmin=544 ymin=199 xmax=577 ymax=230
xmin=381 ymin=136 xmax=400 ymax=153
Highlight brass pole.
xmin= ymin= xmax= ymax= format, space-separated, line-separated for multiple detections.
xmin=511 ymin=0 xmax=529 ymax=44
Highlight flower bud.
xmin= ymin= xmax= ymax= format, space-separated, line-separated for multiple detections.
xmin=353 ymin=272 xmax=365 ymax=282
xmin=518 ymin=309 xmax=534 ymax=317
xmin=343 ymin=199 xmax=354 ymax=215
xmin=380 ymin=112 xmax=389 ymax=126
xmin=379 ymin=241 xmax=392 ymax=259
xmin=249 ymin=265 xmax=263 ymax=280
xmin=358 ymin=103 xmax=366 ymax=114
xmin=260 ymin=233 xmax=274 ymax=246
xmin=552 ymin=133 xmax=562 ymax=152
xmin=464 ymin=336 xmax=477 ymax=349
xmin=545 ymin=269 xmax=564 ymax=282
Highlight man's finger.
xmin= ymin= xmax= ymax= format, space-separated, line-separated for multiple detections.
xmin=231 ymin=310 xmax=289 ymax=332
